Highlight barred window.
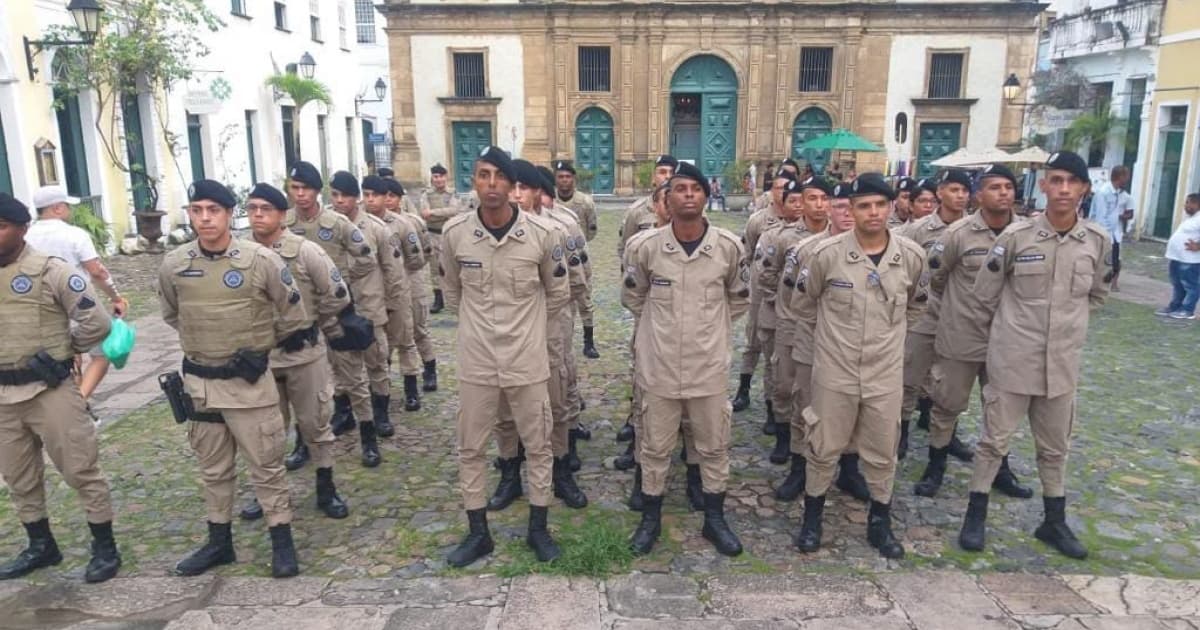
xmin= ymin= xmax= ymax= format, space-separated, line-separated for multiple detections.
xmin=273 ymin=1 xmax=287 ymax=30
xmin=578 ymin=46 xmax=611 ymax=92
xmin=927 ymin=53 xmax=964 ymax=99
xmin=453 ymin=52 xmax=486 ymax=98
xmin=231 ymin=0 xmax=247 ymax=16
xmin=355 ymin=0 xmax=375 ymax=44
xmin=799 ymin=47 xmax=833 ymax=92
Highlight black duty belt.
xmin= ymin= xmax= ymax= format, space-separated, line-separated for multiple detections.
xmin=192 ymin=411 xmax=226 ymax=424
xmin=182 ymin=358 xmax=240 ymax=380
xmin=427 ymin=226 xmax=443 ymax=234
xmin=0 ymin=359 xmax=74 ymax=386
xmin=276 ymin=323 xmax=319 ymax=352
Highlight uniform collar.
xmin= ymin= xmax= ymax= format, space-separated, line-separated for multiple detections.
xmin=968 ymin=210 xmax=1014 ymax=232
xmin=1032 ymin=213 xmax=1088 ymax=242
xmin=845 ymin=232 xmax=905 ymax=267
xmin=469 ymin=205 xmax=528 ymax=244
xmin=186 ymin=238 xmax=244 ymax=261
xmin=662 ymin=220 xmax=717 ymax=258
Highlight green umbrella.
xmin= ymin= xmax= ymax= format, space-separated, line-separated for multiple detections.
xmin=798 ymin=128 xmax=883 ymax=153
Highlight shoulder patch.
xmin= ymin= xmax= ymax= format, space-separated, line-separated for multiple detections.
xmin=77 ymin=296 xmax=96 ymax=310
xmin=350 ymin=229 xmax=365 ymax=243
xmin=280 ymin=267 xmax=294 ymax=285
xmin=67 ymin=274 xmax=87 ymax=293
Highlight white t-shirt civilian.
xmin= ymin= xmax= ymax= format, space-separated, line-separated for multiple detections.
xmin=25 ymin=218 xmax=99 ymax=270
xmin=1088 ymin=181 xmax=1134 ymax=244
xmin=1166 ymin=212 xmax=1200 ymax=264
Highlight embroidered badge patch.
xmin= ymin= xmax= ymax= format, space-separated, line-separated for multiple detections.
xmin=10 ymin=275 xmax=32 ymax=295
xmin=67 ymin=275 xmax=87 ymax=292
xmin=318 ymin=228 xmax=334 ymax=241
xmin=223 ymin=270 xmax=245 ymax=289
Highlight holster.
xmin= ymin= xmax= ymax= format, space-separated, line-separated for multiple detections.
xmin=158 ymin=371 xmax=195 ymax=425
xmin=27 ymin=351 xmax=72 ymax=388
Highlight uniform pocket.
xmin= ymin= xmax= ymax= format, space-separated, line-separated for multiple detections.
xmin=649 ymin=282 xmax=673 ymax=303
xmin=1012 ymin=262 xmax=1047 ymax=299
xmin=890 ymin=292 xmax=908 ymax=326
xmin=66 ymin=425 xmax=99 ymax=473
xmin=1071 ymin=257 xmax=1095 ymax=298
xmin=259 ymin=421 xmax=286 ymax=463
xmin=512 ymin=268 xmax=539 ymax=299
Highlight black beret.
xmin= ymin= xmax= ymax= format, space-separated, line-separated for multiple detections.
xmin=669 ymin=161 xmax=711 ymax=198
xmin=781 ymin=157 xmax=800 ymax=172
xmin=655 ymin=154 xmax=678 ymax=169
xmin=781 ymin=178 xmax=801 ymax=203
xmin=247 ymin=182 xmax=289 ymax=211
xmin=535 ymin=166 xmax=557 ymax=198
xmin=848 ymin=173 xmax=896 ymax=200
xmin=553 ymin=159 xmax=576 ymax=175
xmin=377 ymin=167 xmax=395 ymax=178
xmin=832 ymin=183 xmax=853 ymax=199
xmin=512 ymin=159 xmax=543 ymax=189
xmin=798 ymin=175 xmax=835 ymax=197
xmin=477 ymin=146 xmax=517 ymax=182
xmin=914 ymin=178 xmax=938 ymax=197
xmin=329 ymin=171 xmax=360 ymax=197
xmin=430 ymin=163 xmax=448 ymax=175
xmin=361 ymin=175 xmax=388 ymax=194
xmin=937 ymin=168 xmax=973 ymax=189
xmin=773 ymin=169 xmax=798 ymax=184
xmin=387 ymin=178 xmax=406 ymax=197
xmin=978 ymin=163 xmax=1018 ymax=187
xmin=0 ymin=193 xmax=31 ymax=224
xmin=289 ymin=161 xmax=323 ymax=190
xmin=188 ymin=179 xmax=238 ymax=209
xmin=895 ymin=177 xmax=918 ymax=194
xmin=1044 ymin=150 xmax=1089 ymax=183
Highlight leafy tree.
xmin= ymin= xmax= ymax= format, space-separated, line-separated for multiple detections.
xmin=263 ymin=73 xmax=333 ymax=165
xmin=1063 ymin=100 xmax=1125 ymax=156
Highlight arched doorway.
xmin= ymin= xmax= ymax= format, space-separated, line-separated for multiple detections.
xmin=791 ymin=107 xmax=833 ymax=174
xmin=574 ymin=107 xmax=614 ymax=194
xmin=670 ymin=55 xmax=737 ymax=182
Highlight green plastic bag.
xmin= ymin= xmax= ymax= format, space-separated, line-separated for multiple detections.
xmin=101 ymin=319 xmax=136 ymax=369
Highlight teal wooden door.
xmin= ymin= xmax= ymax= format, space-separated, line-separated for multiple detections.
xmin=55 ymin=87 xmax=91 ymax=197
xmin=121 ymin=93 xmax=152 ymax=210
xmin=670 ymin=55 xmax=738 ymax=182
xmin=791 ymin=107 xmax=833 ymax=174
xmin=1152 ymin=130 xmax=1184 ymax=239
xmin=915 ymin=123 xmax=961 ymax=179
xmin=701 ymin=93 xmax=736 ymax=180
xmin=0 ymin=115 xmax=11 ymax=195
xmin=451 ymin=121 xmax=492 ymax=192
xmin=574 ymin=108 xmax=614 ymax=194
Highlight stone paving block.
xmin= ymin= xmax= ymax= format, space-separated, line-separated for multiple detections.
xmin=1070 ymin=615 xmax=1171 ymax=629
xmin=607 ymin=573 xmax=703 ymax=618
xmin=981 ymin=573 xmax=1099 ymax=615
xmin=1122 ymin=577 xmax=1200 ymax=617
xmin=0 ymin=580 xmax=29 ymax=607
xmin=5 ymin=576 xmax=217 ymax=627
xmin=383 ymin=605 xmax=499 ymax=629
xmin=802 ymin=616 xmax=914 ymax=630
xmin=164 ymin=606 xmax=390 ymax=630
xmin=705 ymin=574 xmax=892 ymax=622
xmin=1157 ymin=619 xmax=1199 ymax=630
xmin=210 ymin=577 xmax=331 ymax=606
xmin=321 ymin=576 xmax=504 ymax=606
xmin=612 ymin=621 xmax=799 ymax=630
xmin=879 ymin=571 xmax=1020 ymax=630
xmin=1064 ymin=576 xmax=1128 ymax=615
xmin=499 ymin=575 xmax=601 ymax=630
xmin=60 ymin=622 xmax=168 ymax=630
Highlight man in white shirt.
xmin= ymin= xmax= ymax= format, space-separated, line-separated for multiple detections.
xmin=1088 ymin=165 xmax=1135 ymax=291
xmin=1158 ymin=193 xmax=1200 ymax=320
xmin=26 ymin=186 xmax=127 ymax=399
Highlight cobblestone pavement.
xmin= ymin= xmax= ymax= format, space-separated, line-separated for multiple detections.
xmin=1 ymin=205 xmax=1195 ymax=588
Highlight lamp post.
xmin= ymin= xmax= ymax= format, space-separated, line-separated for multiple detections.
xmin=354 ymin=77 xmax=387 ymax=116
xmin=298 ymin=52 xmax=317 ymax=80
xmin=24 ymin=0 xmax=104 ymax=81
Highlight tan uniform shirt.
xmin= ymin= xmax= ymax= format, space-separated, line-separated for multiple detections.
xmin=617 ymin=196 xmax=657 ymax=260
xmin=770 ymin=224 xmax=831 ymax=342
xmin=622 ymin=223 xmax=750 ymax=398
xmin=544 ymin=206 xmax=590 ymax=305
xmin=441 ymin=208 xmax=571 ymax=387
xmin=265 ymin=232 xmax=351 ymax=369
xmin=0 ymin=246 xmax=111 ymax=404
xmin=967 ymin=214 xmax=1111 ymax=398
xmin=381 ymin=210 xmax=429 ymax=274
xmin=896 ymin=212 xmax=953 ymax=333
xmin=803 ymin=231 xmax=926 ymax=397
xmin=418 ymin=188 xmax=460 ymax=232
xmin=349 ymin=209 xmax=407 ymax=322
xmin=785 ymin=231 xmax=832 ymax=365
xmin=557 ymin=190 xmax=597 ymax=241
xmin=286 ymin=207 xmax=375 ymax=283
xmin=754 ymin=220 xmax=801 ymax=331
xmin=743 ymin=205 xmax=782 ymax=267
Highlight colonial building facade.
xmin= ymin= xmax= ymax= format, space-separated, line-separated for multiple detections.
xmin=382 ymin=0 xmax=1041 ymax=194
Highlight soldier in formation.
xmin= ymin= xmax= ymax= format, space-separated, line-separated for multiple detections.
xmin=553 ymin=160 xmax=601 ymax=359
xmin=418 ymin=164 xmax=462 ymax=314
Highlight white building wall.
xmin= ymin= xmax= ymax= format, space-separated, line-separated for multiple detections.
xmin=356 ymin=1 xmax=393 ymax=171
xmin=410 ymin=34 xmax=525 ymax=171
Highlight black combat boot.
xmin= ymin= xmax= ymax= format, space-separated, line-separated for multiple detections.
xmin=421 ymin=359 xmax=439 ymax=392
xmin=701 ymin=492 xmax=743 ymax=557
xmin=685 ymin=465 xmax=704 ymax=511
xmin=446 ymin=509 xmax=494 ymax=567
xmin=175 ymin=522 xmax=236 ymax=576
xmin=403 ymin=375 xmax=421 ymax=411
xmin=526 ymin=505 xmax=561 ymax=562
xmin=775 ymin=453 xmax=807 ymax=501
xmin=84 ymin=521 xmax=121 ymax=583
xmin=0 ymin=519 xmax=62 ymax=580
xmin=992 ymin=455 xmax=1034 ymax=499
xmin=913 ymin=445 xmax=950 ymax=497
xmin=582 ymin=326 xmax=600 ymax=359
xmin=372 ymin=394 xmax=395 ymax=438
xmin=316 ymin=467 xmax=349 ymax=519
xmin=239 ymin=497 xmax=264 ymax=521
xmin=898 ymin=420 xmax=910 ymax=460
xmin=916 ymin=396 xmax=933 ymax=431
xmin=613 ymin=439 xmax=635 ymax=471
xmin=866 ymin=500 xmax=905 ymax=559
xmin=731 ymin=374 xmax=752 ymax=412
xmin=770 ymin=422 xmax=790 ymax=465
xmin=284 ymin=426 xmax=310 ymax=471
xmin=1034 ymin=496 xmax=1088 ymax=559
xmin=947 ymin=425 xmax=974 ymax=462
xmin=569 ymin=424 xmax=591 ymax=441
xmin=616 ymin=420 xmax=635 ymax=442
xmin=762 ymin=400 xmax=777 ymax=435
xmin=359 ymin=421 xmax=382 ymax=468
xmin=835 ymin=454 xmax=871 ymax=502
xmin=487 ymin=457 xmax=524 ymax=511
xmin=553 ymin=457 xmax=588 ymax=508
xmin=628 ymin=465 xmax=646 ymax=512
xmin=329 ymin=395 xmax=355 ymax=436
xmin=269 ymin=523 xmax=299 ymax=578
xmin=566 ymin=431 xmax=582 ymax=472
xmin=959 ymin=491 xmax=989 ymax=552
xmin=795 ymin=494 xmax=825 ymax=552
xmin=430 ymin=289 xmax=444 ymax=314
xmin=630 ymin=495 xmax=663 ymax=555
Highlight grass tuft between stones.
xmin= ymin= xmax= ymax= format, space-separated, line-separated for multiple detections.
xmin=494 ymin=511 xmax=637 ymax=578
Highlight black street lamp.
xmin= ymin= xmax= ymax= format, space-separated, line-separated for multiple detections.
xmin=1003 ymin=73 xmax=1033 ymax=107
xmin=355 ymin=77 xmax=387 ymax=115
xmin=24 ymin=0 xmax=104 ymax=81
xmin=298 ymin=52 xmax=317 ymax=79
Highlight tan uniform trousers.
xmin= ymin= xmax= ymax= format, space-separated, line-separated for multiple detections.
xmin=805 ymin=383 xmax=902 ymax=504
xmin=330 ymin=327 xmax=391 ymax=422
xmin=901 ymin=331 xmax=936 ymax=418
xmin=428 ymin=232 xmax=445 ymax=292
xmin=786 ymin=359 xmax=814 ymax=457
xmin=970 ymin=385 xmax=1075 ymax=497
xmin=274 ymin=359 xmax=336 ymax=469
xmin=387 ymin=303 xmax=420 ymax=376
xmin=755 ymin=326 xmax=776 ymax=405
xmin=496 ymin=362 xmax=571 ymax=458
xmin=0 ymin=384 xmax=113 ymax=524
xmin=640 ymin=392 xmax=730 ymax=496
xmin=739 ymin=295 xmax=764 ymax=375
xmin=189 ymin=405 xmax=292 ymax=526
xmin=574 ymin=264 xmax=595 ymax=328
xmin=411 ymin=271 xmax=434 ymax=362
xmin=772 ymin=342 xmax=799 ymax=435
xmin=929 ymin=357 xmax=988 ymax=449
xmin=460 ymin=381 xmax=553 ymax=510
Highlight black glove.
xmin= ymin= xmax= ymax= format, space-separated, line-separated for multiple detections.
xmin=330 ymin=305 xmax=375 ymax=352
xmin=230 ymin=349 xmax=269 ymax=384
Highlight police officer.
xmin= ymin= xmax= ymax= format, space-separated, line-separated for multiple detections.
xmin=419 ymin=163 xmax=460 ymax=313
xmin=385 ymin=178 xmax=439 ymax=393
xmin=890 ymin=177 xmax=917 ymax=227
xmin=441 ymin=146 xmax=570 ymax=567
xmin=158 ymin=180 xmax=308 ymax=578
xmin=240 ymin=183 xmax=351 ymax=521
xmin=909 ymin=178 xmax=939 ymax=224
xmin=0 ymin=193 xmax=119 ymax=583
xmin=551 ymin=161 xmax=600 ymax=359
xmin=623 ymin=162 xmax=749 ymax=557
xmin=795 ymin=174 xmax=925 ymax=559
xmin=913 ymin=164 xmax=1033 ymax=500
xmin=896 ymin=169 xmax=972 ymax=460
xmin=958 ymin=151 xmax=1110 ymax=559
xmin=363 ymin=175 xmax=423 ymax=411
